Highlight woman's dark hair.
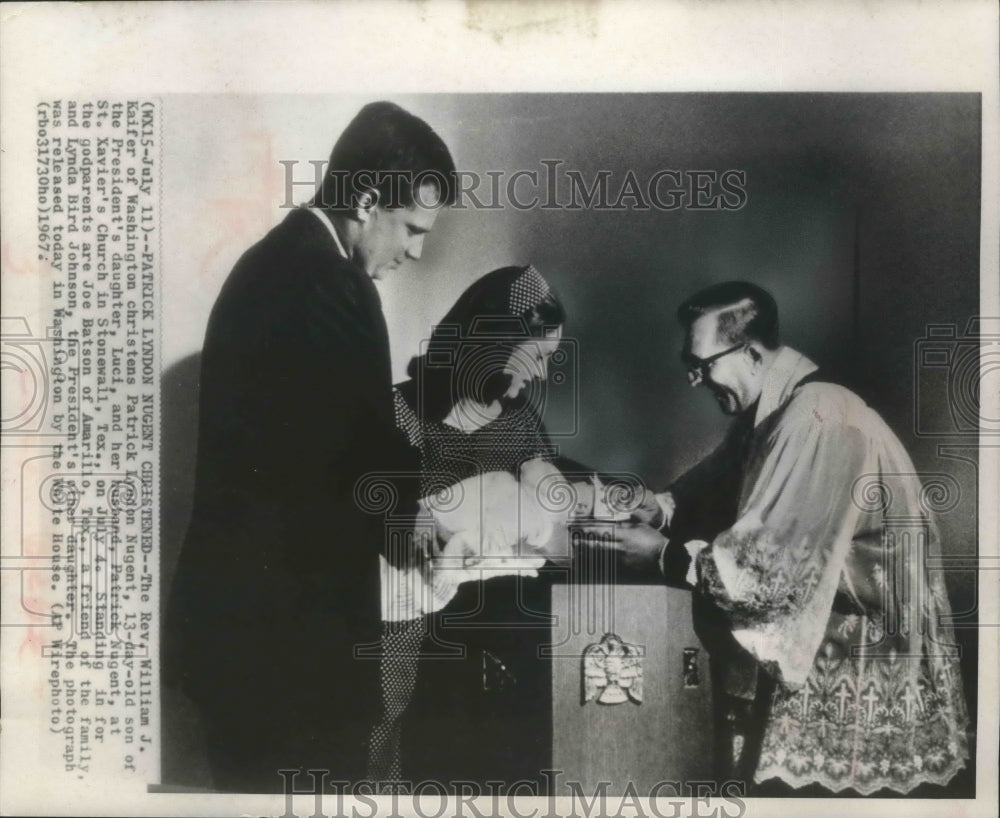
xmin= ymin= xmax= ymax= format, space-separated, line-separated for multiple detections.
xmin=406 ymin=266 xmax=566 ymax=422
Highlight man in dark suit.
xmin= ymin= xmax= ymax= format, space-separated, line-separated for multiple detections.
xmin=166 ymin=102 xmax=456 ymax=792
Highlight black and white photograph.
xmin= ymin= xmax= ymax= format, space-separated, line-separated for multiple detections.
xmin=1 ymin=3 xmax=997 ymax=817
xmin=155 ymin=89 xmax=982 ymax=800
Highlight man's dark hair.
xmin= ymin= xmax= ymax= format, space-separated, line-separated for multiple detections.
xmin=315 ymin=101 xmax=456 ymax=210
xmin=677 ymin=281 xmax=781 ymax=349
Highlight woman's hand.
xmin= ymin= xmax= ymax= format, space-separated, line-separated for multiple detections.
xmin=630 ymin=488 xmax=674 ymax=530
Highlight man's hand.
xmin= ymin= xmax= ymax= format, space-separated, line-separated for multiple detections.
xmin=575 ymin=521 xmax=668 ymax=576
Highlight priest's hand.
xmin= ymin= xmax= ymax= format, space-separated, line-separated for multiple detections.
xmin=575 ymin=521 xmax=668 ymax=576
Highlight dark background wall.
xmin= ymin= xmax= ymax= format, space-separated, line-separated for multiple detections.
xmin=160 ymin=94 xmax=981 ymax=786
xmin=399 ymin=93 xmax=981 ymax=625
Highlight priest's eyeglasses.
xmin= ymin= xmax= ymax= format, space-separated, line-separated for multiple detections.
xmin=683 ymin=343 xmax=744 ymax=386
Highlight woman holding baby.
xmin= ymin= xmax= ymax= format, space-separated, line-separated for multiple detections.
xmin=367 ymin=265 xmax=574 ymax=788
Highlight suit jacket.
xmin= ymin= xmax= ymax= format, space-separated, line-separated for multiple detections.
xmin=166 ymin=207 xmax=418 ymax=786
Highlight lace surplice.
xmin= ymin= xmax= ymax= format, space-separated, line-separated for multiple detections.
xmin=691 ymin=348 xmax=969 ymax=794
